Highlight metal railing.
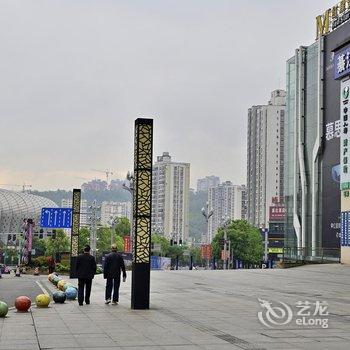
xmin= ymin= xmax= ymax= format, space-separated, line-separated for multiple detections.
xmin=283 ymin=247 xmax=340 ymax=263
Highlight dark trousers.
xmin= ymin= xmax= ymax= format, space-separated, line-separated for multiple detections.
xmin=78 ymin=278 xmax=92 ymax=305
xmin=105 ymin=278 xmax=120 ymax=302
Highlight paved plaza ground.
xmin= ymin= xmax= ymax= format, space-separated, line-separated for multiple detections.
xmin=1 ymin=264 xmax=350 ymax=350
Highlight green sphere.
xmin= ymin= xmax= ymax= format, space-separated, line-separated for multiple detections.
xmin=0 ymin=301 xmax=9 ymax=317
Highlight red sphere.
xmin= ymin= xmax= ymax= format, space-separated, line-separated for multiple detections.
xmin=15 ymin=296 xmax=31 ymax=312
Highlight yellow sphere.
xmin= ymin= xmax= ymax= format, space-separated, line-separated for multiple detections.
xmin=48 ymin=273 xmax=54 ymax=281
xmin=57 ymin=280 xmax=67 ymax=291
xmin=35 ymin=294 xmax=51 ymax=308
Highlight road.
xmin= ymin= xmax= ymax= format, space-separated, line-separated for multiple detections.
xmin=0 ymin=273 xmax=46 ymax=307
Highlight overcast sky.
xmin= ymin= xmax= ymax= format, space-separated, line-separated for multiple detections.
xmin=0 ymin=0 xmax=335 ymax=190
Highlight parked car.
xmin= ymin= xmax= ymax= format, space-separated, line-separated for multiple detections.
xmin=0 ymin=264 xmax=11 ymax=274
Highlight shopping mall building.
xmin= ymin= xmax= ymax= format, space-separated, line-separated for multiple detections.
xmin=284 ymin=1 xmax=350 ymax=263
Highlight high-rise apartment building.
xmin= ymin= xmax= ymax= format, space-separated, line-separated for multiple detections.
xmin=152 ymin=152 xmax=190 ymax=243
xmin=197 ymin=176 xmax=220 ymax=193
xmin=207 ymin=181 xmax=245 ymax=242
xmin=61 ymin=198 xmax=88 ymax=227
xmin=247 ymin=90 xmax=286 ymax=228
xmin=100 ymin=201 xmax=132 ymax=226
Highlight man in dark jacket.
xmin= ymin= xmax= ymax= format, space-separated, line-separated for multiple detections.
xmin=76 ymin=245 xmax=97 ymax=306
xmin=103 ymin=244 xmax=126 ymax=304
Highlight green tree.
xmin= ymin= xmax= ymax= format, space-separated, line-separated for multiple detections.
xmin=78 ymin=227 xmax=90 ymax=251
xmin=45 ymin=229 xmax=70 ymax=258
xmin=211 ymin=220 xmax=263 ymax=264
xmin=114 ymin=217 xmax=131 ymax=237
xmin=151 ymin=233 xmax=170 ymax=256
xmin=167 ymin=244 xmax=186 ymax=262
xmin=32 ymin=237 xmax=47 ymax=255
xmin=97 ymin=227 xmax=124 ymax=258
xmin=189 ymin=246 xmax=202 ymax=265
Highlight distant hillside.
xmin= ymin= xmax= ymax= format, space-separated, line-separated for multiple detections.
xmin=33 ymin=189 xmax=207 ymax=240
xmin=32 ymin=189 xmax=131 ymax=206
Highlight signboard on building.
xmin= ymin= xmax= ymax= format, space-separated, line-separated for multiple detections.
xmin=268 ymin=247 xmax=283 ymax=254
xmin=269 ymin=206 xmax=286 ymax=221
xmin=340 ymin=79 xmax=350 ymax=188
xmin=335 ymin=44 xmax=350 ymax=80
xmin=316 ymin=1 xmax=350 ymax=39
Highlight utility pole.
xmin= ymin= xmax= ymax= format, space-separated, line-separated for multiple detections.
xmin=88 ymin=200 xmax=100 ymax=258
xmin=222 ymin=217 xmax=230 ymax=270
xmin=263 ymin=228 xmax=269 ymax=262
xmin=201 ymin=202 xmax=214 ymax=269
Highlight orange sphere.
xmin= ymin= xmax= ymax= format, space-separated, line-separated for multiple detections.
xmin=15 ymin=296 xmax=31 ymax=312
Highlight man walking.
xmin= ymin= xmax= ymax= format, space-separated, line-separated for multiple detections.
xmin=104 ymin=244 xmax=126 ymax=305
xmin=76 ymin=245 xmax=97 ymax=306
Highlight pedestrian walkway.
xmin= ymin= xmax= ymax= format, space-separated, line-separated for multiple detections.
xmin=1 ymin=264 xmax=350 ymax=349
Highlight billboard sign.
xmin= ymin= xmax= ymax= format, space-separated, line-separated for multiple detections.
xmin=334 ymin=44 xmax=350 ymax=80
xmin=123 ymin=235 xmax=131 ymax=253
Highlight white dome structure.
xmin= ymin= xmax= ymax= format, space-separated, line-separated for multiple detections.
xmin=0 ymin=189 xmax=57 ymax=234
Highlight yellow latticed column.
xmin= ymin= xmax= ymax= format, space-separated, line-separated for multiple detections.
xmin=70 ymin=188 xmax=81 ymax=278
xmin=131 ymin=118 xmax=153 ymax=309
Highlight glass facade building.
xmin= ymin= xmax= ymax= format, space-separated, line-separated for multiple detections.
xmin=285 ymin=17 xmax=350 ymax=261
xmin=285 ymin=41 xmax=324 ymax=259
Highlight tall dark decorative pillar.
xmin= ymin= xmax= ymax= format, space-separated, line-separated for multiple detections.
xmin=70 ymin=189 xmax=81 ymax=278
xmin=131 ymin=118 xmax=153 ymax=309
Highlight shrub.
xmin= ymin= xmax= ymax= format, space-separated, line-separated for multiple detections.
xmin=55 ymin=263 xmax=70 ymax=273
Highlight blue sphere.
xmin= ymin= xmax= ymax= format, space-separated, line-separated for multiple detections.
xmin=65 ymin=287 xmax=77 ymax=300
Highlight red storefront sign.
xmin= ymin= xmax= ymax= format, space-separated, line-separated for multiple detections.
xmin=123 ymin=235 xmax=131 ymax=253
xmin=201 ymin=244 xmax=212 ymax=260
xmin=269 ymin=206 xmax=286 ymax=221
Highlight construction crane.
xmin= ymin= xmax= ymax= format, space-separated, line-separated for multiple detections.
xmin=0 ymin=183 xmax=32 ymax=192
xmin=91 ymin=169 xmax=114 ymax=184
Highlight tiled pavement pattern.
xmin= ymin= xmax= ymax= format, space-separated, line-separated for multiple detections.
xmin=1 ymin=264 xmax=350 ymax=350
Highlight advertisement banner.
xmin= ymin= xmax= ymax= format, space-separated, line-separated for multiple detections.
xmin=123 ymin=235 xmax=131 ymax=253
xmin=340 ymin=78 xmax=350 ymax=187
xmin=201 ymin=244 xmax=212 ymax=260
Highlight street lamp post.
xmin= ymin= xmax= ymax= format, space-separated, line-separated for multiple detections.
xmin=88 ymin=200 xmax=100 ymax=258
xmin=221 ymin=217 xmax=231 ymax=270
xmin=122 ymin=171 xmax=134 ymax=255
xmin=201 ymin=202 xmax=213 ymax=269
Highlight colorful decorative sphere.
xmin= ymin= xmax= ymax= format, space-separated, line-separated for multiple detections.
xmin=35 ymin=294 xmax=51 ymax=307
xmin=63 ymin=283 xmax=76 ymax=291
xmin=52 ymin=276 xmax=61 ymax=286
xmin=65 ymin=287 xmax=77 ymax=300
xmin=15 ymin=296 xmax=31 ymax=312
xmin=0 ymin=301 xmax=9 ymax=317
xmin=52 ymin=291 xmax=66 ymax=303
xmin=47 ymin=273 xmax=53 ymax=281
xmin=57 ymin=280 xmax=67 ymax=291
